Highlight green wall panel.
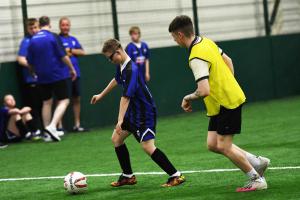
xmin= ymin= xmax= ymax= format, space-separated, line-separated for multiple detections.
xmin=218 ymin=37 xmax=276 ymax=102
xmin=0 ymin=63 xmax=21 ymax=105
xmin=271 ymin=34 xmax=300 ymax=97
xmin=1 ymin=33 xmax=299 ymax=129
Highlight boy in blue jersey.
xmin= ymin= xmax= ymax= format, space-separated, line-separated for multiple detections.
xmin=27 ymin=16 xmax=77 ymax=142
xmin=59 ymin=17 xmax=87 ymax=132
xmin=91 ymin=39 xmax=185 ymax=187
xmin=125 ymin=26 xmax=150 ymax=82
xmin=0 ymin=94 xmax=40 ymax=148
xmin=17 ymin=18 xmax=42 ymax=134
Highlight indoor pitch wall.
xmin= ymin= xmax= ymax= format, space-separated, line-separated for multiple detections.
xmin=0 ymin=33 xmax=299 ymax=129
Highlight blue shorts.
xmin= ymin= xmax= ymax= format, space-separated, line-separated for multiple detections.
xmin=121 ymin=119 xmax=156 ymax=143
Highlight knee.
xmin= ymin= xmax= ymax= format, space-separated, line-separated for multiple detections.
xmin=111 ymin=133 xmax=123 ymax=147
xmin=13 ymin=114 xmax=22 ymax=121
xmin=22 ymin=113 xmax=32 ymax=121
xmin=216 ymin=144 xmax=231 ymax=155
xmin=141 ymin=142 xmax=156 ymax=155
xmin=207 ymin=142 xmax=219 ymax=153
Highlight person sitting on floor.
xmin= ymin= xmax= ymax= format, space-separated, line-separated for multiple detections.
xmin=0 ymin=94 xmax=41 ymax=147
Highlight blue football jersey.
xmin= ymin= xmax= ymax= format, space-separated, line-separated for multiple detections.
xmin=18 ymin=36 xmax=38 ymax=84
xmin=27 ymin=30 xmax=69 ymax=84
xmin=125 ymin=42 xmax=150 ymax=81
xmin=59 ymin=34 xmax=83 ymax=77
xmin=115 ymin=58 xmax=156 ymax=129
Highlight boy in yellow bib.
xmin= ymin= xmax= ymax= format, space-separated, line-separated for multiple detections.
xmin=169 ymin=15 xmax=270 ymax=192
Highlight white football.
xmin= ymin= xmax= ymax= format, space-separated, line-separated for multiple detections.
xmin=64 ymin=172 xmax=87 ymax=194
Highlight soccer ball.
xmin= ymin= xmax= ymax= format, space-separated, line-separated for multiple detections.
xmin=64 ymin=172 xmax=87 ymax=194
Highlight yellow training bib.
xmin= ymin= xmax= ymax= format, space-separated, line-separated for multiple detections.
xmin=188 ymin=36 xmax=246 ymax=116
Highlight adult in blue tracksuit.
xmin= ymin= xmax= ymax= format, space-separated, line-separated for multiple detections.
xmin=27 ymin=16 xmax=77 ymax=142
xmin=59 ymin=17 xmax=87 ymax=132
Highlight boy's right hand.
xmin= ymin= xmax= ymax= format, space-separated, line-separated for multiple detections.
xmin=90 ymin=94 xmax=101 ymax=104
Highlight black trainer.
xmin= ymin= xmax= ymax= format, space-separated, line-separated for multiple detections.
xmin=73 ymin=126 xmax=89 ymax=133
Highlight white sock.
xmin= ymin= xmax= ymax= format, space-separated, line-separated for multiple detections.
xmin=171 ymin=171 xmax=181 ymax=177
xmin=245 ymin=152 xmax=260 ymax=167
xmin=122 ymin=173 xmax=133 ymax=178
xmin=46 ymin=124 xmax=55 ymax=130
xmin=246 ymin=168 xmax=259 ymax=179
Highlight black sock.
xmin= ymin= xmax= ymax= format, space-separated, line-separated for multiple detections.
xmin=26 ymin=119 xmax=37 ymax=132
xmin=151 ymin=148 xmax=177 ymax=176
xmin=15 ymin=120 xmax=29 ymax=138
xmin=115 ymin=144 xmax=133 ymax=175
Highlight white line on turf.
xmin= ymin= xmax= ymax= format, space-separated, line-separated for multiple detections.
xmin=0 ymin=166 xmax=299 ymax=182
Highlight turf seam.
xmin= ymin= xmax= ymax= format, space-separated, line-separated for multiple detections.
xmin=0 ymin=166 xmax=299 ymax=182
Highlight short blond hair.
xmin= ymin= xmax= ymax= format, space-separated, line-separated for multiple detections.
xmin=3 ymin=94 xmax=13 ymax=105
xmin=129 ymin=26 xmax=141 ymax=35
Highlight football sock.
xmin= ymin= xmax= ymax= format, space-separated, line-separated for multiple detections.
xmin=171 ymin=171 xmax=181 ymax=177
xmin=15 ymin=119 xmax=29 ymax=138
xmin=122 ymin=173 xmax=133 ymax=178
xmin=115 ymin=144 xmax=133 ymax=175
xmin=151 ymin=148 xmax=177 ymax=176
xmin=26 ymin=119 xmax=37 ymax=132
xmin=246 ymin=168 xmax=260 ymax=179
xmin=245 ymin=152 xmax=260 ymax=167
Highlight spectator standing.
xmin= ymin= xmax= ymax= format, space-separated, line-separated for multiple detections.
xmin=58 ymin=17 xmax=88 ymax=132
xmin=27 ymin=16 xmax=77 ymax=142
xmin=17 ymin=18 xmax=42 ymax=131
xmin=125 ymin=26 xmax=151 ymax=82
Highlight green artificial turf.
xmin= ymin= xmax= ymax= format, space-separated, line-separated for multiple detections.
xmin=0 ymin=96 xmax=300 ymax=200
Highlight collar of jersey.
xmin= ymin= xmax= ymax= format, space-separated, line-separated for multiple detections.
xmin=133 ymin=42 xmax=142 ymax=48
xmin=59 ymin=33 xmax=73 ymax=38
xmin=120 ymin=56 xmax=131 ymax=73
xmin=40 ymin=29 xmax=51 ymax=33
xmin=188 ymin=36 xmax=202 ymax=54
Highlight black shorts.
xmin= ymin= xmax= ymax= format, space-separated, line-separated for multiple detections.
xmin=208 ymin=105 xmax=243 ymax=135
xmin=121 ymin=119 xmax=156 ymax=143
xmin=68 ymin=77 xmax=81 ymax=97
xmin=39 ymin=79 xmax=71 ymax=101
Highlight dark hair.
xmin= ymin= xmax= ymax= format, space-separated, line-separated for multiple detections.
xmin=168 ymin=15 xmax=194 ymax=37
xmin=26 ymin=18 xmax=38 ymax=27
xmin=102 ymin=39 xmax=122 ymax=53
xmin=129 ymin=26 xmax=141 ymax=35
xmin=39 ymin=16 xmax=50 ymax=27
